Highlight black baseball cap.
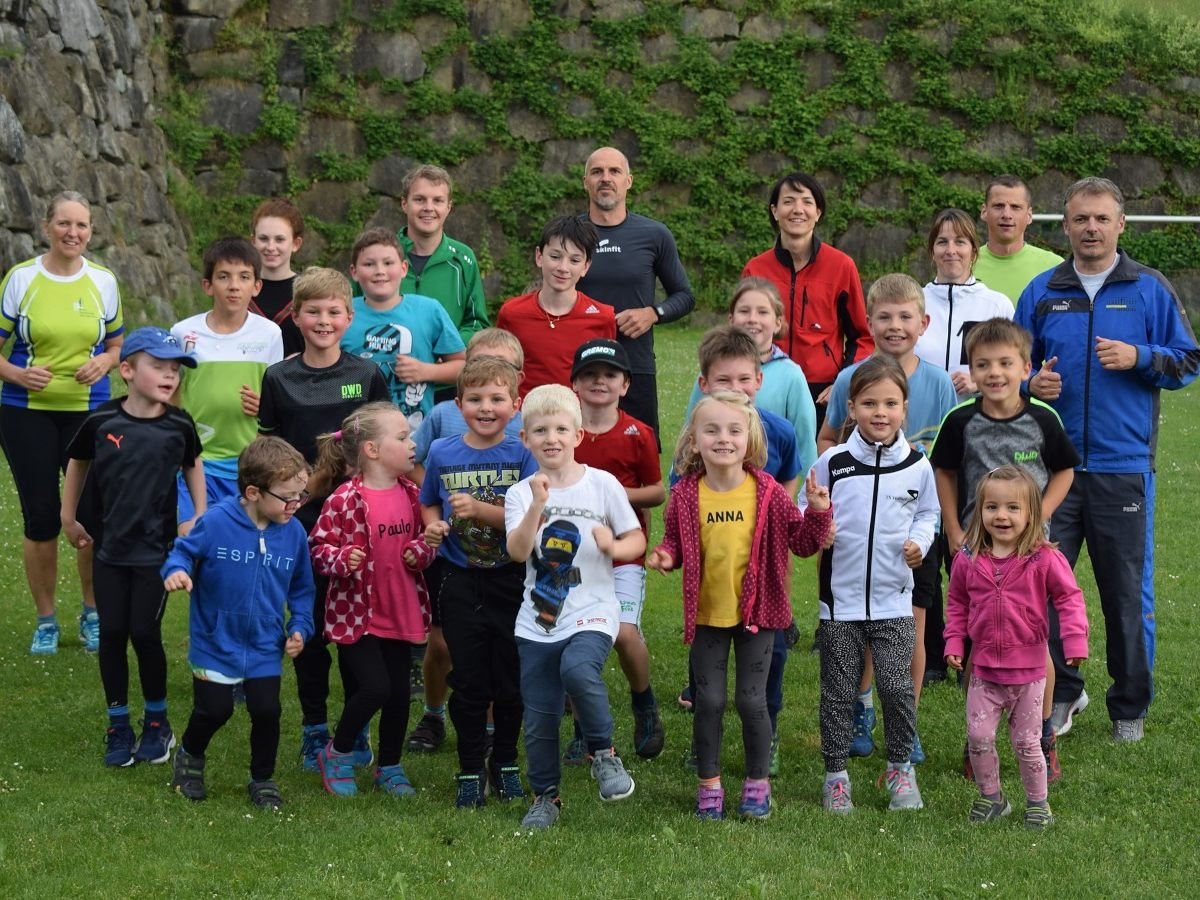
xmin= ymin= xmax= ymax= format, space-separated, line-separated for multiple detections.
xmin=570 ymin=338 xmax=632 ymax=381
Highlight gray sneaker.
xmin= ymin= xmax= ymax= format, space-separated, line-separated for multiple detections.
xmin=821 ymin=776 xmax=854 ymax=814
xmin=590 ymin=747 xmax=635 ymax=801
xmin=1112 ymin=718 xmax=1145 ymax=743
xmin=968 ymin=795 xmax=1012 ymax=823
xmin=521 ymin=789 xmax=561 ymax=829
xmin=883 ymin=762 xmax=924 ymax=811
xmin=1048 ymin=689 xmax=1088 ymax=736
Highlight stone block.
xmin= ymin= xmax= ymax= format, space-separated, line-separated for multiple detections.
xmin=50 ymin=0 xmax=105 ymax=54
xmin=465 ymin=0 xmax=532 ymax=40
xmin=1027 ymin=169 xmax=1076 ymax=211
xmin=558 ymin=25 xmax=594 ymax=53
xmin=860 ymin=177 xmax=905 ymax=208
xmin=363 ymin=196 xmax=406 ymax=234
xmin=728 ymin=84 xmax=769 ymax=113
xmin=1169 ymin=166 xmax=1200 ymax=198
xmin=968 ymin=123 xmax=1034 ymax=158
xmin=187 ymin=48 xmax=259 ymax=79
xmin=410 ymin=14 xmax=459 ymax=49
xmin=567 ymin=95 xmax=594 ymax=118
xmin=803 ymin=50 xmax=838 ymax=90
xmin=1103 ymin=154 xmax=1166 ymax=197
xmin=593 ymin=0 xmax=645 ymax=22
xmin=426 ymin=111 xmax=484 ymax=143
xmin=681 ymin=7 xmax=737 ymax=40
xmin=198 ymin=81 xmax=264 ymax=135
xmin=746 ymin=150 xmax=792 ymax=179
xmin=836 ymin=220 xmax=912 ymax=265
xmin=353 ymin=30 xmax=426 ymax=82
xmin=1076 ymin=114 xmax=1127 ymax=143
xmin=367 ymin=153 xmax=420 ymax=198
xmin=277 ymin=36 xmax=306 ymax=86
xmin=267 ymin=0 xmax=340 ymax=29
xmin=242 ymin=140 xmax=287 ymax=172
xmin=238 ymin=168 xmax=286 ymax=196
xmin=173 ymin=15 xmax=220 ymax=53
xmin=0 ymin=95 xmax=25 ymax=164
xmin=642 ymin=32 xmax=677 ymax=63
xmin=297 ymin=180 xmax=368 ymax=224
xmin=176 ymin=0 xmax=248 ymax=15
xmin=506 ymin=107 xmax=550 ymax=143
xmin=540 ymin=140 xmax=592 ymax=178
xmin=652 ymin=81 xmax=697 ymax=118
xmin=0 ymin=166 xmax=36 ymax=231
xmin=552 ymin=0 xmax=591 ymax=20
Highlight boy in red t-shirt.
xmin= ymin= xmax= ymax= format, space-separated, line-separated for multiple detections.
xmin=496 ymin=217 xmax=616 ymax=397
xmin=567 ymin=339 xmax=666 ymax=760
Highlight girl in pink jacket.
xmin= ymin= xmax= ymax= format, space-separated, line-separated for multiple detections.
xmin=945 ymin=465 xmax=1088 ymax=830
xmin=649 ymin=392 xmax=832 ymax=821
xmin=308 ymin=402 xmax=448 ymax=798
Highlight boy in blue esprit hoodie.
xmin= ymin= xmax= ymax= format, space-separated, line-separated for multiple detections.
xmin=162 ymin=436 xmax=316 ymax=810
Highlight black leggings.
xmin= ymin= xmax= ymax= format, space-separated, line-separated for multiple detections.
xmin=182 ymin=676 xmax=282 ymax=781
xmin=690 ymin=625 xmax=775 ymax=780
xmin=292 ymin=571 xmax=358 ymax=726
xmin=94 ymin=560 xmax=168 ymax=709
xmin=0 ymin=405 xmax=87 ymax=540
xmin=333 ymin=635 xmax=412 ymax=767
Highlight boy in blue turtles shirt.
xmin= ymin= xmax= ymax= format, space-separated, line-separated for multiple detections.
xmin=163 ymin=436 xmax=315 ymax=810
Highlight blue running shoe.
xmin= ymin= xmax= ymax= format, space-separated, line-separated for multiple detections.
xmin=562 ymin=734 xmax=587 ymax=767
xmin=79 ymin=610 xmax=100 ymax=653
xmin=455 ymin=771 xmax=486 ymax=809
xmin=318 ymin=742 xmax=358 ymax=797
xmin=739 ymin=780 xmax=773 ymax=820
xmin=300 ymin=724 xmax=330 ymax=772
xmin=849 ymin=700 xmax=876 ymax=757
xmin=489 ymin=762 xmax=526 ymax=802
xmin=374 ymin=764 xmax=416 ymax=797
xmin=105 ymin=723 xmax=136 ymax=767
xmin=352 ymin=724 xmax=373 ymax=768
xmin=30 ymin=622 xmax=60 ymax=656
xmin=909 ymin=731 xmax=926 ymax=765
xmin=134 ymin=718 xmax=176 ymax=764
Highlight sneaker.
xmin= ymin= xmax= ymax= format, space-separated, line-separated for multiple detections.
xmin=562 ymin=734 xmax=587 ymax=766
xmin=882 ymin=762 xmax=924 ymax=811
xmin=79 ymin=609 xmax=100 ymax=653
xmin=317 ymin=742 xmax=358 ymax=797
xmin=133 ymin=718 xmax=176 ymax=764
xmin=171 ymin=748 xmax=206 ymax=801
xmin=104 ymin=723 xmax=136 ymax=767
xmin=1112 ymin=718 xmax=1145 ymax=743
xmin=454 ymin=771 xmax=486 ymax=809
xmin=489 ymin=762 xmax=526 ymax=802
xmin=352 ymin=724 xmax=374 ymax=768
xmin=768 ymin=731 xmax=781 ymax=777
xmin=1048 ymin=689 xmax=1088 ymax=737
xmin=695 ymin=784 xmax=724 ymax=820
xmin=1025 ymin=801 xmax=1054 ymax=829
xmin=822 ymin=777 xmax=853 ymax=814
xmin=909 ymin=731 xmax=925 ymax=765
xmin=849 ymin=700 xmax=876 ymax=757
xmin=683 ymin=739 xmax=698 ymax=772
xmin=962 ymin=740 xmax=974 ymax=781
xmin=739 ymin=780 xmax=773 ymax=819
xmin=676 ymin=684 xmax=693 ymax=712
xmin=968 ymin=795 xmax=1012 ymax=823
xmin=521 ymin=789 xmax=561 ymax=829
xmin=374 ymin=764 xmax=416 ymax=797
xmin=1043 ymin=730 xmax=1062 ymax=785
xmin=29 ymin=622 xmax=60 ymax=656
xmin=590 ymin=747 xmax=635 ymax=801
xmin=247 ymin=779 xmax=284 ymax=810
xmin=406 ymin=713 xmax=445 ymax=753
xmin=300 ymin=724 xmax=330 ymax=772
xmin=633 ymin=705 xmax=665 ymax=759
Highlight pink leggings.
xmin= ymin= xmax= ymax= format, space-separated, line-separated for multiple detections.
xmin=966 ymin=675 xmax=1047 ymax=803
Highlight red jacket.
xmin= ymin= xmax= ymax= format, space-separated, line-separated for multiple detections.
xmin=654 ymin=467 xmax=833 ymax=644
xmin=309 ymin=475 xmax=435 ymax=644
xmin=742 ymin=237 xmax=873 ymax=386
xmin=944 ymin=546 xmax=1089 ymax=682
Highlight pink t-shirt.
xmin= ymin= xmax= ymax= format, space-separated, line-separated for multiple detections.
xmin=360 ymin=485 xmax=425 ymax=642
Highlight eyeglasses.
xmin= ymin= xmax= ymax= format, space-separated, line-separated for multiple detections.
xmin=262 ymin=489 xmax=310 ymax=510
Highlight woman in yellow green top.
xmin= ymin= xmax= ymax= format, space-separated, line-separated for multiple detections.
xmin=0 ymin=191 xmax=124 ymax=656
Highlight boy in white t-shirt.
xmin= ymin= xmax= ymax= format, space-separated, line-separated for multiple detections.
xmin=504 ymin=384 xmax=645 ymax=830
xmin=171 ymin=238 xmax=283 ymax=531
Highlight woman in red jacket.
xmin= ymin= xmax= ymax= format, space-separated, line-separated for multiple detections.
xmin=742 ymin=173 xmax=873 ymax=419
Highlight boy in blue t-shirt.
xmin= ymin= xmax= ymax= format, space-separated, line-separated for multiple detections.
xmin=61 ymin=327 xmax=205 ymax=768
xmin=420 ymin=357 xmax=537 ymax=808
xmin=342 ymin=228 xmax=466 ymax=430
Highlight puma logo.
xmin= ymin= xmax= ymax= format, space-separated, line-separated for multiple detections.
xmin=105 ymin=433 xmax=124 ymax=449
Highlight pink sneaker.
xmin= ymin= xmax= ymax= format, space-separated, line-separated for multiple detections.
xmin=695 ymin=784 xmax=724 ymax=820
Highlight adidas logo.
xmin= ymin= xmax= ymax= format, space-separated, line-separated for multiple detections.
xmin=623 ymin=425 xmax=640 ymax=436
xmin=585 ymin=304 xmax=600 ymax=314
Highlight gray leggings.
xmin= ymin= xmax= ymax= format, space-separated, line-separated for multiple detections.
xmin=690 ymin=625 xmax=776 ymax=780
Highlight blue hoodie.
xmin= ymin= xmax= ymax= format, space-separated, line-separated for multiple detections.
xmin=162 ymin=496 xmax=315 ymax=680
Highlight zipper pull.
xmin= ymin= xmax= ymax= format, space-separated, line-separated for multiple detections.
xmin=259 ymin=532 xmax=267 ymax=555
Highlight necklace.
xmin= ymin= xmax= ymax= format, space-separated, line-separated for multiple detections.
xmin=538 ymin=299 xmax=571 ymax=329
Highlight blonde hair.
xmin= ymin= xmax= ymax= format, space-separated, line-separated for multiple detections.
xmin=467 ymin=327 xmax=524 ymax=368
xmin=672 ymin=391 xmax=768 ymax=477
xmin=309 ymin=402 xmax=402 ymax=497
xmin=238 ymin=436 xmax=308 ymax=495
xmin=457 ymin=356 xmax=519 ymax=399
xmin=963 ymin=465 xmax=1048 ymax=558
xmin=521 ymin=384 xmax=581 ymax=429
xmin=44 ymin=191 xmax=92 ymax=224
xmin=867 ymin=273 xmax=925 ymax=316
xmin=728 ymin=277 xmax=787 ymax=338
xmin=292 ymin=266 xmax=352 ymax=312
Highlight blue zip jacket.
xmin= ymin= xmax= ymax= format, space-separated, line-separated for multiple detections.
xmin=1015 ymin=251 xmax=1200 ymax=473
xmin=162 ymin=496 xmax=315 ymax=679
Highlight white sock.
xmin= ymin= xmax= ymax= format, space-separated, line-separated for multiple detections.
xmin=857 ymin=687 xmax=874 ymax=709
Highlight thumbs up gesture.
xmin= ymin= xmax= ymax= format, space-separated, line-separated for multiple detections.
xmin=1030 ymin=355 xmax=1062 ymax=400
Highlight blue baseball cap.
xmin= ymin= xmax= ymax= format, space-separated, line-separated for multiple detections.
xmin=120 ymin=327 xmax=198 ymax=368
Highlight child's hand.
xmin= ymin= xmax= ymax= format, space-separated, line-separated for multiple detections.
xmin=63 ymin=520 xmax=92 ymax=549
xmin=950 ymin=371 xmax=975 ymax=395
xmin=240 ymin=385 xmax=260 ymax=417
xmin=447 ymin=491 xmax=477 ymax=519
xmin=804 ymin=470 xmax=830 ymax=511
xmin=403 ymin=548 xmax=418 ymax=567
xmin=424 ymin=520 xmax=450 ymax=548
xmin=529 ymin=473 xmax=550 ymax=505
xmin=646 ymin=548 xmax=675 ymax=573
xmin=1065 ymin=656 xmax=1085 ymax=667
xmin=178 ymin=516 xmax=200 ymax=537
xmin=285 ymin=631 xmax=305 ymax=658
xmin=392 ymin=355 xmax=427 ymax=383
xmin=945 ymin=654 xmax=963 ymax=671
xmin=592 ymin=526 xmax=614 ymax=557
xmin=902 ymin=540 xmax=923 ymax=568
xmin=347 ymin=547 xmax=366 ymax=572
xmin=164 ymin=570 xmax=193 ymax=593
xmin=821 ymin=520 xmax=837 ymax=550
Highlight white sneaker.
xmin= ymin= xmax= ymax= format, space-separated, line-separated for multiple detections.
xmin=1048 ymin=689 xmax=1088 ymax=736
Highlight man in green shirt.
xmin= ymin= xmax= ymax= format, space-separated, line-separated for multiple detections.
xmin=973 ymin=175 xmax=1064 ymax=304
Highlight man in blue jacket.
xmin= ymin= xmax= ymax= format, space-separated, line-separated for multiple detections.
xmin=1015 ymin=177 xmax=1200 ymax=743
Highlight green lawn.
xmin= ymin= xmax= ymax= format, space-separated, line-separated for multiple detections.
xmin=1 ymin=323 xmax=1198 ymax=897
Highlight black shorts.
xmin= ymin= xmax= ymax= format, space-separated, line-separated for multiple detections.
xmin=0 ymin=405 xmax=88 ymax=541
xmin=910 ymin=540 xmax=942 ymax=611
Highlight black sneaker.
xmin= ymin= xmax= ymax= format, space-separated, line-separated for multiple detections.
xmin=633 ymin=705 xmax=665 ymax=759
xmin=247 ymin=779 xmax=284 ymax=810
xmin=489 ymin=761 xmax=527 ymax=802
xmin=407 ymin=713 xmax=446 ymax=753
xmin=454 ymin=770 xmax=486 ymax=809
xmin=171 ymin=748 xmax=206 ymax=801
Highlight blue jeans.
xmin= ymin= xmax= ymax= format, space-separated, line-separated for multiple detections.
xmin=518 ymin=631 xmax=614 ymax=794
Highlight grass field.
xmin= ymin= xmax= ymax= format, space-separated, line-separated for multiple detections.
xmin=1 ymin=322 xmax=1198 ymax=898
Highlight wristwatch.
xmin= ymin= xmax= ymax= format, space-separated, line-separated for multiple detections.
xmin=654 ymin=305 xmax=666 ymax=321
